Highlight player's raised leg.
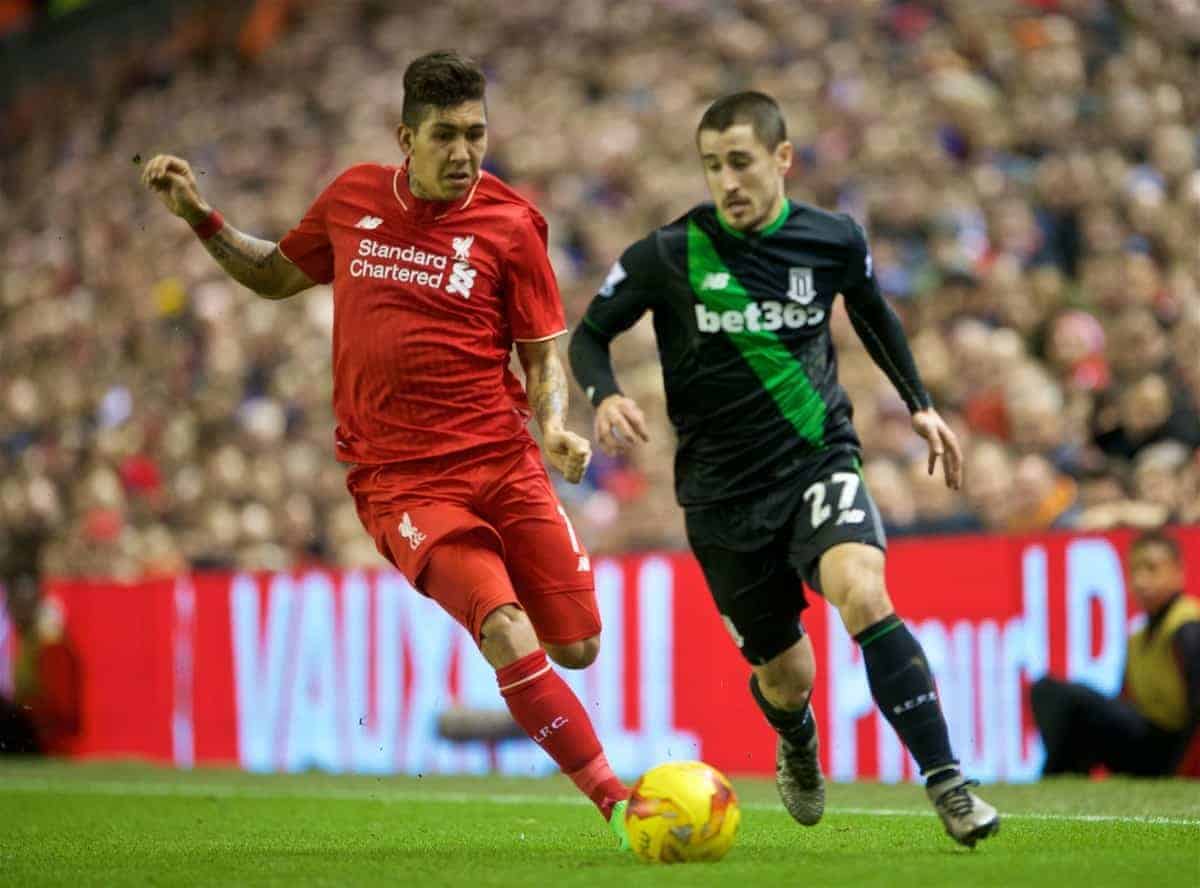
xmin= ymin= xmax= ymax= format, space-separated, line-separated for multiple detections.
xmin=819 ymin=542 xmax=999 ymax=847
xmin=687 ymin=531 xmax=825 ymax=826
xmin=468 ymin=446 xmax=631 ymax=842
xmin=419 ymin=538 xmax=629 ymax=844
xmin=749 ymin=635 xmax=825 ymax=826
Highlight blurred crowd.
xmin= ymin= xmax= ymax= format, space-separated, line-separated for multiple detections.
xmin=1 ymin=0 xmax=1199 ymax=578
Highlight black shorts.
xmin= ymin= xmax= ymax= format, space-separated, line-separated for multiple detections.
xmin=685 ymin=449 xmax=887 ymax=666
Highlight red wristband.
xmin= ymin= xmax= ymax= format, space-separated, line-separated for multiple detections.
xmin=191 ymin=209 xmax=224 ymax=240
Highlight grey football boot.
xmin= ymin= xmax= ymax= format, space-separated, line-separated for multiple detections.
xmin=775 ymin=713 xmax=826 ymax=826
xmin=926 ymin=773 xmax=1000 ymax=848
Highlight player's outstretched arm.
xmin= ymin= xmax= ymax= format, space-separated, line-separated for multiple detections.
xmin=567 ymin=322 xmax=649 ymax=457
xmin=517 ymin=338 xmax=592 ymax=484
xmin=845 ymin=286 xmax=963 ymax=488
xmin=843 ymin=251 xmax=961 ymax=488
xmin=140 ymin=154 xmax=315 ymax=300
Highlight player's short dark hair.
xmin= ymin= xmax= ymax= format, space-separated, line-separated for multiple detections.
xmin=1130 ymin=529 xmax=1181 ymax=563
xmin=401 ymin=51 xmax=486 ymax=130
xmin=697 ymin=91 xmax=788 ymax=150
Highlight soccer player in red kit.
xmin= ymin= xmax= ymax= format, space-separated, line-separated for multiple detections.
xmin=140 ymin=51 xmax=631 ymax=845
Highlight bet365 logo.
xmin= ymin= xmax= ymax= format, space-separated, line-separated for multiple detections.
xmin=695 ymin=300 xmax=825 ymax=334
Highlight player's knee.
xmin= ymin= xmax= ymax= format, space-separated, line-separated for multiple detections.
xmin=822 ymin=548 xmax=890 ymax=627
xmin=843 ymin=577 xmax=889 ymax=615
xmin=479 ymin=605 xmax=538 ymax=667
xmin=821 ymin=546 xmax=883 ymax=600
xmin=544 ymin=636 xmax=600 ymax=669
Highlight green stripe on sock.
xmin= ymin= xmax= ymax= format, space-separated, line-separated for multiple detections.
xmin=687 ymin=219 xmax=826 ymax=447
xmin=857 ymin=618 xmax=903 ymax=648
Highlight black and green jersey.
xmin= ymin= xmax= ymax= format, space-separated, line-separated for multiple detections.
xmin=577 ymin=200 xmax=930 ymax=507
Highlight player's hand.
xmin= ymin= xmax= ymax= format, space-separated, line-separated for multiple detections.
xmin=595 ymin=395 xmax=650 ymax=457
xmin=912 ymin=408 xmax=963 ymax=490
xmin=544 ymin=427 xmax=592 ymax=484
xmin=140 ymin=154 xmax=210 ymax=224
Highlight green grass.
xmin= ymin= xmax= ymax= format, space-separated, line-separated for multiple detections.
xmin=1 ymin=761 xmax=1197 ymax=887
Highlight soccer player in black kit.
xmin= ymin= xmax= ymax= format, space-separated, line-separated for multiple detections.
xmin=570 ymin=92 xmax=999 ymax=847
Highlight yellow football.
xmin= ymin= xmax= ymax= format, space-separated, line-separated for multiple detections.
xmin=624 ymin=760 xmax=741 ymax=863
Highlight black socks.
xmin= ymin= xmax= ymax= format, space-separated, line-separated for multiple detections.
xmin=750 ymin=673 xmax=816 ymax=749
xmin=855 ymin=614 xmax=958 ymax=784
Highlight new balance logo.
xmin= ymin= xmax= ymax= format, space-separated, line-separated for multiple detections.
xmin=598 ymin=260 xmax=627 ymax=298
xmin=700 ymin=272 xmax=731 ymax=291
xmin=446 ymin=234 xmax=478 ymax=299
xmin=398 ymin=512 xmax=426 ymax=550
xmin=354 ymin=215 xmax=384 ymax=230
xmin=835 ymin=509 xmax=866 ymax=526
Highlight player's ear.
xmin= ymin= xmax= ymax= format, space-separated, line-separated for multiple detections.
xmin=774 ymin=139 xmax=794 ymax=176
xmin=396 ymin=124 xmax=414 ymax=156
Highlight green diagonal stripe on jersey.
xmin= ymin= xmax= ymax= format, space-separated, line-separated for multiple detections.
xmin=687 ymin=218 xmax=826 ymax=447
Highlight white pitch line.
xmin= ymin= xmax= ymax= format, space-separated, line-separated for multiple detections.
xmin=1 ymin=778 xmax=1197 ymax=828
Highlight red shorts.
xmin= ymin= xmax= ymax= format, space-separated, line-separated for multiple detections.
xmin=347 ymin=445 xmax=598 ymax=644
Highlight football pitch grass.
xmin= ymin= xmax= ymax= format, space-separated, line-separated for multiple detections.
xmin=1 ymin=761 xmax=1197 ymax=887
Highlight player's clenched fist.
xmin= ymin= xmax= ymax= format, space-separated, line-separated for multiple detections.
xmin=544 ymin=428 xmax=592 ymax=484
xmin=595 ymin=395 xmax=650 ymax=457
xmin=140 ymin=154 xmax=210 ymax=224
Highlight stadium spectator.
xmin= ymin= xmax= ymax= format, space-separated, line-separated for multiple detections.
xmin=0 ymin=0 xmax=1198 ymax=566
xmin=1007 ymin=453 xmax=1081 ymax=533
xmin=903 ymin=456 xmax=981 ymax=536
xmin=963 ymin=440 xmax=1017 ymax=532
xmin=1030 ymin=530 xmax=1200 ymax=778
xmin=0 ymin=530 xmax=82 ymax=756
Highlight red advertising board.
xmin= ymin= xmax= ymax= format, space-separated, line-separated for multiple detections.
xmin=2 ymin=529 xmax=1197 ymax=781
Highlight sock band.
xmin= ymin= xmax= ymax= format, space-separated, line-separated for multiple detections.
xmin=496 ymin=649 xmax=550 ymax=694
xmin=922 ymin=764 xmax=960 ymax=785
xmin=855 ymin=613 xmax=903 ymax=648
xmin=567 ymin=752 xmax=617 ymax=797
xmin=749 ymin=674 xmax=816 ymax=748
xmin=498 ymin=661 xmax=552 ymax=693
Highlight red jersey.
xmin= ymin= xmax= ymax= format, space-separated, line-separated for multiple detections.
xmin=279 ymin=163 xmax=567 ymax=467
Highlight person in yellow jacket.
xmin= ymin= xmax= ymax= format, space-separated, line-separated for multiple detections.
xmin=1031 ymin=530 xmax=1200 ymax=777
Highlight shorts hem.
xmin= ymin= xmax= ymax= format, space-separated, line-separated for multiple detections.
xmin=469 ymin=596 xmax=523 ymax=644
xmin=801 ymin=536 xmax=887 ymax=593
xmin=521 ymin=585 xmax=601 ymax=645
xmin=535 ymin=625 xmax=602 ymax=645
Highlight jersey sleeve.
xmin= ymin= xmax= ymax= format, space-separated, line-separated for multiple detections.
xmin=839 ymin=215 xmax=876 ymax=299
xmin=581 ymin=234 xmax=659 ymax=339
xmin=839 ymin=215 xmax=933 ymax=413
xmin=278 ymin=177 xmax=339 ymax=285
xmin=503 ymin=208 xmax=567 ymax=342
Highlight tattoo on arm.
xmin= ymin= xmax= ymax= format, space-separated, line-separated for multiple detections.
xmin=201 ymin=225 xmax=296 ymax=299
xmin=528 ymin=349 xmax=569 ymax=432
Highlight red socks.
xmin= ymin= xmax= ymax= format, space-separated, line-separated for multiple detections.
xmin=497 ymin=649 xmax=629 ymax=818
